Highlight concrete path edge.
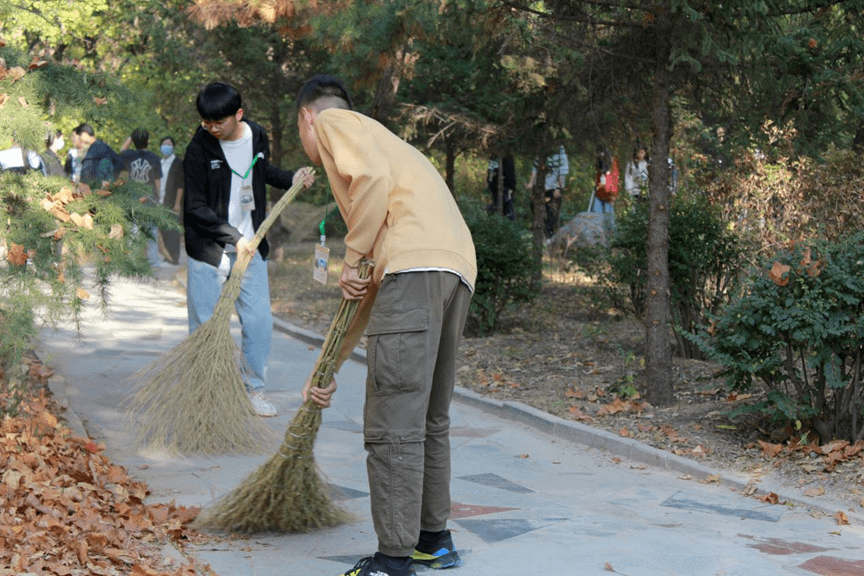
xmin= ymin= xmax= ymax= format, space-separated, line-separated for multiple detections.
xmin=271 ymin=316 xmax=863 ymax=523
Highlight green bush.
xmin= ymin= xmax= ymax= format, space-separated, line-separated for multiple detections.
xmin=463 ymin=206 xmax=539 ymax=336
xmin=605 ymin=192 xmax=743 ymax=358
xmin=688 ymin=232 xmax=864 ymax=443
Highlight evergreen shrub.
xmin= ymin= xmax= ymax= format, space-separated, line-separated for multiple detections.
xmin=601 ymin=193 xmax=742 ymax=359
xmin=688 ymin=232 xmax=864 ymax=443
xmin=463 ymin=205 xmax=539 ymax=336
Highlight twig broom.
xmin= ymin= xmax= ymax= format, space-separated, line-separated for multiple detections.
xmin=196 ymin=258 xmax=373 ymax=533
xmin=127 ymin=177 xmax=308 ymax=455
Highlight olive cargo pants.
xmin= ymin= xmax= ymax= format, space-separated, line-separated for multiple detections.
xmin=363 ymin=271 xmax=472 ymax=557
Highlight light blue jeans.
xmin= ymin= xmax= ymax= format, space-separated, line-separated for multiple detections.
xmin=186 ymin=252 xmax=272 ymax=391
xmin=591 ymin=197 xmax=616 ymax=231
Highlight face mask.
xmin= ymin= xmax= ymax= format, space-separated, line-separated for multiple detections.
xmin=161 ymin=144 xmax=174 ymax=157
xmin=53 ymin=137 xmax=65 ymax=151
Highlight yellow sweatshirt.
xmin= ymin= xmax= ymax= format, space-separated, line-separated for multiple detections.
xmin=313 ymin=109 xmax=477 ymax=367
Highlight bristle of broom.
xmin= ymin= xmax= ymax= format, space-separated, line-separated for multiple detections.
xmin=195 ymin=400 xmax=351 ymax=532
xmin=197 ymin=259 xmax=373 ymax=532
xmin=125 ymin=179 xmax=308 ymax=455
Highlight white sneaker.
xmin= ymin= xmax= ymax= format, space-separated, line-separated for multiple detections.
xmin=249 ymin=391 xmax=277 ymax=417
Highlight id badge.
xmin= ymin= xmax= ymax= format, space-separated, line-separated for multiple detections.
xmin=240 ymin=185 xmax=255 ymax=212
xmin=313 ymin=243 xmax=330 ymax=284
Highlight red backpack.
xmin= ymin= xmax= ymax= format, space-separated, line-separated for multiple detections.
xmin=595 ymin=156 xmax=619 ymax=202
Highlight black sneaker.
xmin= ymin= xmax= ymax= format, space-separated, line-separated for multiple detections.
xmin=411 ymin=530 xmax=461 ymax=569
xmin=341 ymin=553 xmax=416 ymax=576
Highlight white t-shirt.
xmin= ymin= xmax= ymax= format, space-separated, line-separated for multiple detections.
xmin=159 ymin=154 xmax=175 ymax=204
xmin=0 ymin=147 xmax=44 ymax=175
xmin=219 ymin=124 xmax=255 ymax=249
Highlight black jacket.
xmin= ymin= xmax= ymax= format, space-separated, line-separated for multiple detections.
xmin=182 ymin=119 xmax=295 ymax=266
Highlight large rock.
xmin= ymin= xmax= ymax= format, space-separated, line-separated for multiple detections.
xmin=551 ymin=211 xmax=609 ymax=252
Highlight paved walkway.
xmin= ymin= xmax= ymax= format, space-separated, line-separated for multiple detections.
xmin=39 ymin=263 xmax=864 ymax=576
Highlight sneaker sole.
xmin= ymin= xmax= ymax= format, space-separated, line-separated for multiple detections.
xmin=411 ymin=550 xmax=461 ymax=569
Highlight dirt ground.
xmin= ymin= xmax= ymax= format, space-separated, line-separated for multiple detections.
xmin=269 ymin=240 xmax=864 ymax=516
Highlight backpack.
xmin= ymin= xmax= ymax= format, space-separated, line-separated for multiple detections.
xmin=595 ymin=156 xmax=620 ymax=202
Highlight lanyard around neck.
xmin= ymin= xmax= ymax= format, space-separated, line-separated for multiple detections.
xmin=229 ymin=153 xmax=260 ymax=180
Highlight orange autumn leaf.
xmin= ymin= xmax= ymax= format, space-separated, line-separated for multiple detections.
xmin=8 ymin=66 xmax=25 ymax=81
xmin=835 ymin=511 xmax=850 ymax=525
xmin=76 ymin=287 xmax=90 ymax=300
xmin=760 ymin=492 xmax=780 ymax=504
xmin=769 ymin=261 xmax=791 ymax=286
xmin=758 ymin=439 xmax=784 ymax=458
xmin=568 ymin=405 xmax=593 ymax=421
xmin=54 ymin=187 xmax=76 ymax=204
xmin=6 ymin=242 xmax=28 ymax=266
xmin=28 ymin=57 xmax=48 ymax=70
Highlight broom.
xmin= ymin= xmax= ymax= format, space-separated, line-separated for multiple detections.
xmin=127 ymin=175 xmax=309 ymax=455
xmin=196 ymin=258 xmax=373 ymax=533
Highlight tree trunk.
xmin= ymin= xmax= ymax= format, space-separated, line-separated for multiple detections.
xmin=530 ymin=166 xmax=547 ymax=283
xmin=445 ymin=139 xmax=456 ymax=194
xmin=269 ymin=100 xmax=284 ymax=169
xmin=496 ymin=155 xmax=504 ymax=216
xmin=645 ymin=18 xmax=675 ymax=406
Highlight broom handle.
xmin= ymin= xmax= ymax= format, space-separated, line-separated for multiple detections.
xmin=309 ymin=258 xmax=373 ymax=390
xmin=233 ymin=175 xmax=309 ymax=278
xmin=212 ymin=175 xmax=309 ymax=316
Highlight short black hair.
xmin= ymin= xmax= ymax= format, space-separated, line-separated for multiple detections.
xmin=131 ymin=128 xmax=149 ymax=149
xmin=160 ymin=136 xmax=175 ymax=146
xmin=77 ymin=124 xmax=94 ymax=137
xmin=196 ymin=82 xmax=242 ymax=121
xmin=296 ymin=75 xmax=353 ymax=112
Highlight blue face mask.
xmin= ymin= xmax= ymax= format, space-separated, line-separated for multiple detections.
xmin=160 ymin=144 xmax=174 ymax=157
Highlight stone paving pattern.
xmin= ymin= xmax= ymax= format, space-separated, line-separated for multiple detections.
xmin=40 ymin=263 xmax=864 ymax=576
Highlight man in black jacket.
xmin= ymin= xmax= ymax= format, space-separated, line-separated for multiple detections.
xmin=183 ymin=82 xmax=314 ymax=417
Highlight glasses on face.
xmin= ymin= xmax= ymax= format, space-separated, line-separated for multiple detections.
xmin=201 ymin=116 xmax=234 ymax=130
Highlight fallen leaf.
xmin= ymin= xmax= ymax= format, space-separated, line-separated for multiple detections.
xmin=6 ymin=242 xmax=28 ymax=266
xmin=517 ymin=454 xmax=529 ymax=459
xmin=604 ymin=563 xmax=614 ymax=572
xmin=769 ymin=261 xmax=791 ymax=286
xmin=758 ymin=439 xmax=784 ymax=458
xmin=17 ymin=95 xmax=28 ymax=108
xmin=760 ymin=492 xmax=781 ymax=504
xmin=835 ymin=511 xmax=850 ymax=525
xmin=700 ymin=473 xmax=720 ymax=484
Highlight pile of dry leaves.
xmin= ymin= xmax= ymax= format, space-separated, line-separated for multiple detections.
xmin=1 ymin=355 xmax=210 ymax=576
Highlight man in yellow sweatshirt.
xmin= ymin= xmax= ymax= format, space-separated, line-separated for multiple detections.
xmin=298 ymin=75 xmax=476 ymax=576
